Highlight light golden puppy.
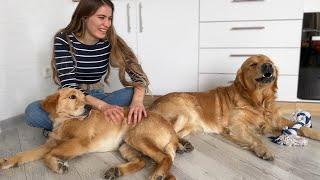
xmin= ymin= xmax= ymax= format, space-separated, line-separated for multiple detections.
xmin=0 ymin=88 xmax=190 ymax=180
xmin=150 ymin=55 xmax=320 ymax=160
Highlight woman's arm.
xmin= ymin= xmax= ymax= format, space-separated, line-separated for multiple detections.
xmin=86 ymin=95 xmax=124 ymax=123
xmin=127 ymin=85 xmax=147 ymax=124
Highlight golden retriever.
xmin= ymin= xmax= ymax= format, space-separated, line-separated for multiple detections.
xmin=149 ymin=55 xmax=320 ymax=160
xmin=0 ymin=88 xmax=191 ymax=180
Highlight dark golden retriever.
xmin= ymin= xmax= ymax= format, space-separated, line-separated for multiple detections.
xmin=150 ymin=55 xmax=320 ymax=160
xmin=0 ymin=88 xmax=190 ymax=180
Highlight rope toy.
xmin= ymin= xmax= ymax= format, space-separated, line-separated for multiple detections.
xmin=270 ymin=110 xmax=312 ymax=146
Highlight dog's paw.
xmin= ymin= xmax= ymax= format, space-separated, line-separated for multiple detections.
xmin=164 ymin=174 xmax=176 ymax=180
xmin=150 ymin=172 xmax=176 ymax=180
xmin=149 ymin=174 xmax=165 ymax=180
xmin=156 ymin=176 xmax=165 ymax=180
xmin=255 ymin=147 xmax=274 ymax=161
xmin=261 ymin=151 xmax=275 ymax=161
xmin=57 ymin=160 xmax=69 ymax=174
xmin=181 ymin=140 xmax=194 ymax=153
xmin=176 ymin=138 xmax=194 ymax=154
xmin=104 ymin=167 xmax=120 ymax=180
xmin=0 ymin=158 xmax=7 ymax=169
xmin=0 ymin=158 xmax=17 ymax=169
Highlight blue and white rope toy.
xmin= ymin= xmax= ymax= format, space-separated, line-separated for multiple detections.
xmin=270 ymin=110 xmax=312 ymax=146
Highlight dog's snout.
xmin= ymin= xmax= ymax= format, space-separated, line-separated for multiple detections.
xmin=261 ymin=63 xmax=274 ymax=76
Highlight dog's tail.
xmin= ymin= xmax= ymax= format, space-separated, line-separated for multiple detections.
xmin=0 ymin=140 xmax=57 ymax=169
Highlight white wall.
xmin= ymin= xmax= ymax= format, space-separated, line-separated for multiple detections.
xmin=0 ymin=0 xmax=77 ymax=121
xmin=304 ymin=0 xmax=320 ymax=12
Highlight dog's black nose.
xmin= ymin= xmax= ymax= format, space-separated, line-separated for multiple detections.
xmin=84 ymin=104 xmax=92 ymax=112
xmin=261 ymin=63 xmax=274 ymax=77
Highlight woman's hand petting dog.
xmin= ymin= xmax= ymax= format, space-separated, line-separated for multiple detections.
xmin=100 ymin=104 xmax=124 ymax=123
xmin=128 ymin=101 xmax=147 ymax=125
xmin=99 ymin=101 xmax=147 ymax=125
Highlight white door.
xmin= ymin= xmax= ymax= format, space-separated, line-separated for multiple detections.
xmin=137 ymin=0 xmax=199 ymax=95
xmin=108 ymin=0 xmax=138 ymax=92
xmin=112 ymin=0 xmax=138 ymax=54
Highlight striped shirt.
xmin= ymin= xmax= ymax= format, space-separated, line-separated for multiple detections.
xmin=54 ymin=32 xmax=111 ymax=93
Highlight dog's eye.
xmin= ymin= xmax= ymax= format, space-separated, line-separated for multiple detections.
xmin=250 ymin=63 xmax=258 ymax=67
xmin=69 ymin=95 xmax=76 ymax=99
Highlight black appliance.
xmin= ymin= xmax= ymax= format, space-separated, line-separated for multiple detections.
xmin=298 ymin=12 xmax=320 ymax=100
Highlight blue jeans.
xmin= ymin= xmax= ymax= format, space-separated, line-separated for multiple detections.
xmin=24 ymin=87 xmax=133 ymax=131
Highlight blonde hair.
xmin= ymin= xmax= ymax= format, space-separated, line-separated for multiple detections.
xmin=51 ymin=0 xmax=149 ymax=89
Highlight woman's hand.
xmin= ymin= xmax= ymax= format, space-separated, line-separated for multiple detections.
xmin=100 ymin=104 xmax=124 ymax=123
xmin=128 ymin=101 xmax=147 ymax=125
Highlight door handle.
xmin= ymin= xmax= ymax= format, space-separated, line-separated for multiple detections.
xmin=126 ymin=3 xmax=131 ymax=33
xmin=230 ymin=26 xmax=265 ymax=30
xmin=139 ymin=2 xmax=143 ymax=33
xmin=232 ymin=0 xmax=264 ymax=2
xmin=230 ymin=54 xmax=259 ymax=57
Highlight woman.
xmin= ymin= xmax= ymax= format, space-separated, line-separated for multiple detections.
xmin=25 ymin=0 xmax=149 ymax=134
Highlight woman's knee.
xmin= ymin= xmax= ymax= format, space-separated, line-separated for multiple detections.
xmin=123 ymin=87 xmax=134 ymax=97
xmin=119 ymin=87 xmax=134 ymax=105
xmin=104 ymin=87 xmax=134 ymax=106
xmin=25 ymin=100 xmax=41 ymax=113
xmin=24 ymin=100 xmax=52 ymax=130
xmin=25 ymin=101 xmax=41 ymax=124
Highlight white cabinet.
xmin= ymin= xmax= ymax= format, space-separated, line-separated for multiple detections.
xmin=201 ymin=0 xmax=303 ymax=21
xmin=304 ymin=0 xmax=320 ymax=12
xmin=198 ymin=0 xmax=303 ymax=101
xmin=200 ymin=20 xmax=302 ymax=48
xmin=109 ymin=0 xmax=199 ymax=95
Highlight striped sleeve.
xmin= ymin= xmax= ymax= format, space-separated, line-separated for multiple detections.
xmin=125 ymin=64 xmax=149 ymax=89
xmin=127 ymin=69 xmax=145 ymax=85
xmin=54 ymin=33 xmax=87 ymax=95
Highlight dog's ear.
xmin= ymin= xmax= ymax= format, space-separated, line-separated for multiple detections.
xmin=41 ymin=92 xmax=59 ymax=116
xmin=272 ymin=66 xmax=279 ymax=93
xmin=235 ymin=68 xmax=247 ymax=90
